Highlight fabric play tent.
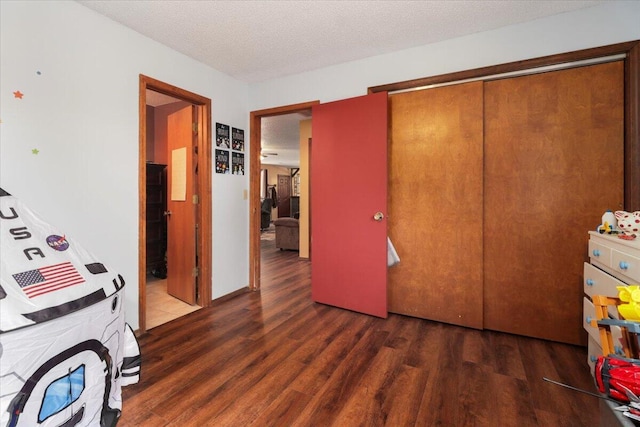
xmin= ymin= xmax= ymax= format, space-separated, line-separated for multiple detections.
xmin=0 ymin=188 xmax=140 ymax=426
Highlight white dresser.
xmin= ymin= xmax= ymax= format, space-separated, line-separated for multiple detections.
xmin=584 ymin=231 xmax=640 ymax=427
xmin=584 ymin=231 xmax=640 ymax=369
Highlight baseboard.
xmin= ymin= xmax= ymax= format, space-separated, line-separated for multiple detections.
xmin=210 ymin=287 xmax=251 ymax=306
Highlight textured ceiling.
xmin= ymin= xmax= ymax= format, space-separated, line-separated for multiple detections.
xmin=77 ymin=0 xmax=604 ymax=84
xmin=83 ymin=0 xmax=605 ymax=167
xmin=261 ymin=112 xmax=311 ymax=167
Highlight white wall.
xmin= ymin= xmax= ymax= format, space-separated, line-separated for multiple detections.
xmin=0 ymin=1 xmax=250 ymax=330
xmin=249 ymin=1 xmax=640 ymax=109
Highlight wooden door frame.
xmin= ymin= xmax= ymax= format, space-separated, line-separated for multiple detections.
xmin=369 ymin=40 xmax=640 ymax=210
xmin=249 ymin=101 xmax=319 ymax=291
xmin=138 ymin=74 xmax=212 ymax=333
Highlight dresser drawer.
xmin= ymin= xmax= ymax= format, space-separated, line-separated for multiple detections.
xmin=583 ymin=297 xmax=628 ymax=358
xmin=583 ymin=262 xmax=627 ymax=298
xmin=611 ymin=249 xmax=640 ymax=283
xmin=584 ymin=296 xmax=625 ymax=349
xmin=589 ymin=239 xmax=612 ymax=267
xmin=583 ymin=297 xmax=600 ymax=343
xmin=583 ymin=263 xmax=626 ymax=319
xmin=587 ymin=335 xmax=601 ymax=376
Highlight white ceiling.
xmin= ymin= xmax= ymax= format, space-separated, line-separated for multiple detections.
xmin=88 ymin=0 xmax=606 ymax=167
xmin=261 ymin=112 xmax=311 ymax=167
xmin=78 ymin=0 xmax=604 ymax=84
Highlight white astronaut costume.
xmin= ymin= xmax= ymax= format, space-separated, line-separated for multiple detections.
xmin=0 ymin=189 xmax=140 ymax=427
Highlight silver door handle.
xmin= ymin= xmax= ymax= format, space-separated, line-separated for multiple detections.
xmin=373 ymin=212 xmax=384 ymax=221
xmin=163 ymin=210 xmax=172 ymax=217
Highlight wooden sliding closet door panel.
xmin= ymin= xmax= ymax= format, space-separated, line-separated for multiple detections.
xmin=484 ymin=61 xmax=624 ymax=345
xmin=388 ymin=81 xmax=484 ymax=328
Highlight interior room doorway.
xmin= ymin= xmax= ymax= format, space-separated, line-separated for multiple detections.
xmin=249 ymin=101 xmax=318 ymax=290
xmin=138 ymin=75 xmax=212 ymax=333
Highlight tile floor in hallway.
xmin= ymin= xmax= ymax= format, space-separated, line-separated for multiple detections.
xmin=146 ymin=276 xmax=201 ymax=329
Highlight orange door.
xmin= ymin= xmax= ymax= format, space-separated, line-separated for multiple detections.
xmin=311 ymin=92 xmax=388 ymax=318
xmin=483 ymin=62 xmax=624 ymax=344
xmin=166 ymin=105 xmax=197 ymax=305
xmin=387 ymin=82 xmax=484 ymax=329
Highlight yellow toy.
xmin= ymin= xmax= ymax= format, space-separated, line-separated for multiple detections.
xmin=618 ymin=285 xmax=640 ymax=321
xmin=590 ymin=294 xmax=640 ymax=359
xmin=597 ymin=221 xmax=616 ymax=234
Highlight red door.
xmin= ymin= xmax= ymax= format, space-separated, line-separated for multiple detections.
xmin=311 ymin=92 xmax=388 ymax=318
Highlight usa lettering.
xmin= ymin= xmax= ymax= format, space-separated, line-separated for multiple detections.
xmin=1 ymin=205 xmax=46 ymax=260
xmin=0 ymin=207 xmax=18 ymax=220
xmin=9 ymin=227 xmax=31 ymax=240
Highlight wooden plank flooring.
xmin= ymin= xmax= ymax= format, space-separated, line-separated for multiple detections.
xmin=118 ymin=238 xmax=601 ymax=426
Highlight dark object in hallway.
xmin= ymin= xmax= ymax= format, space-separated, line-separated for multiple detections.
xmin=151 ymin=253 xmax=167 ymax=279
xmin=261 ymin=198 xmax=272 ymax=230
xmin=146 ymin=163 xmax=167 ymax=275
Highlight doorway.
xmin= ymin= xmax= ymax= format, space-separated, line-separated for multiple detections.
xmin=276 ymin=174 xmax=291 ymax=218
xmin=249 ymin=101 xmax=318 ymax=290
xmin=139 ymin=75 xmax=212 ymax=333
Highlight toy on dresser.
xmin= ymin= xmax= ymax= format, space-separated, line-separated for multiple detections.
xmin=616 ymin=211 xmax=640 ymax=240
xmin=599 ymin=210 xmax=619 ymax=234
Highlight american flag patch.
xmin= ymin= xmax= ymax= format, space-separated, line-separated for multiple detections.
xmin=13 ymin=262 xmax=85 ymax=298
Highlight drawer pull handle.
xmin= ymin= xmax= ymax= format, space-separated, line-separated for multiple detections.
xmin=590 ymin=355 xmax=597 ymax=363
xmin=620 ymin=261 xmax=630 ymax=270
xmin=586 ymin=279 xmax=594 ymax=286
xmin=592 ymin=249 xmax=601 ymax=257
xmin=586 ymin=315 xmax=593 ymax=324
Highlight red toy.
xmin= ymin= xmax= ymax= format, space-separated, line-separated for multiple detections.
xmin=595 ymin=356 xmax=640 ymax=402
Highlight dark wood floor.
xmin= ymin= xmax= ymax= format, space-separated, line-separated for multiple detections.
xmin=118 ymin=237 xmax=601 ymax=426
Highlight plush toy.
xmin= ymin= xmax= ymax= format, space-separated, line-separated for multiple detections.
xmin=615 ymin=211 xmax=640 ymax=239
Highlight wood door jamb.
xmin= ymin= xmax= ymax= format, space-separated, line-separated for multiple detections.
xmin=138 ymin=74 xmax=212 ymax=334
xmin=249 ymin=101 xmax=319 ymax=291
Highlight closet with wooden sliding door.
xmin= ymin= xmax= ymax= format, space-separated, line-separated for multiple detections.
xmin=387 ymin=60 xmax=624 ymax=345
